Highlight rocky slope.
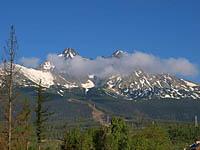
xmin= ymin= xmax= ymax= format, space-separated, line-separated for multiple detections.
xmin=105 ymin=70 xmax=200 ymax=99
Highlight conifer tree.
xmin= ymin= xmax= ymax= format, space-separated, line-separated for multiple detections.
xmin=14 ymin=98 xmax=31 ymax=150
xmin=35 ymin=80 xmax=51 ymax=150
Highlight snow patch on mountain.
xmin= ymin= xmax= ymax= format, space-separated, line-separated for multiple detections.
xmin=81 ymin=80 xmax=95 ymax=89
xmin=105 ymin=70 xmax=200 ymax=99
xmin=181 ymin=79 xmax=198 ymax=87
xmin=16 ymin=65 xmax=54 ymax=88
xmin=40 ymin=61 xmax=55 ymax=71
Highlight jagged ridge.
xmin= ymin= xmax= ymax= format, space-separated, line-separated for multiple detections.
xmin=106 ymin=70 xmax=200 ymax=99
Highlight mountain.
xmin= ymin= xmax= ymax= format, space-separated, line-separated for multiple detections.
xmin=1 ymin=48 xmax=200 ymax=123
xmin=40 ymin=48 xmax=79 ymax=71
xmin=59 ymin=48 xmax=79 ymax=59
xmin=105 ymin=70 xmax=200 ymax=99
xmin=10 ymin=48 xmax=94 ymax=96
xmin=112 ymin=50 xmax=127 ymax=58
xmin=1 ymin=48 xmax=200 ymax=99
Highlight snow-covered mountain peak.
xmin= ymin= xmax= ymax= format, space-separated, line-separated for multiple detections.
xmin=40 ymin=48 xmax=79 ymax=71
xmin=40 ymin=61 xmax=55 ymax=71
xmin=112 ymin=50 xmax=127 ymax=58
xmin=61 ymin=48 xmax=79 ymax=59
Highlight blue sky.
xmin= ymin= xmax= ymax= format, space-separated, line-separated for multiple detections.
xmin=0 ymin=0 xmax=200 ymax=81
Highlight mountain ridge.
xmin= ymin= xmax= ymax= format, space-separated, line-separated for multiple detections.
xmin=1 ymin=48 xmax=199 ymax=99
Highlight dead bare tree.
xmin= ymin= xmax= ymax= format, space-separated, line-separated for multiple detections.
xmin=1 ymin=25 xmax=18 ymax=150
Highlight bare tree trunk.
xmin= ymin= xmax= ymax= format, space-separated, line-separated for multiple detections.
xmin=38 ymin=143 xmax=41 ymax=150
xmin=8 ymin=100 xmax=12 ymax=150
xmin=8 ymin=26 xmax=15 ymax=150
xmin=2 ymin=25 xmax=17 ymax=150
xmin=26 ymin=141 xmax=29 ymax=150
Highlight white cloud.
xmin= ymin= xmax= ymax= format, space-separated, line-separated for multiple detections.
xmin=19 ymin=57 xmax=40 ymax=68
xmin=47 ymin=51 xmax=199 ymax=79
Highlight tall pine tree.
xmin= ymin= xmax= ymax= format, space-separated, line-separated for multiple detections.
xmin=35 ymin=80 xmax=51 ymax=150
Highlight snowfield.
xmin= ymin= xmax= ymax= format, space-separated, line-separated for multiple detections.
xmin=16 ymin=65 xmax=54 ymax=88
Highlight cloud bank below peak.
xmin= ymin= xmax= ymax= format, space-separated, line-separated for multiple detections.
xmin=19 ymin=57 xmax=40 ymax=68
xmin=47 ymin=51 xmax=199 ymax=78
